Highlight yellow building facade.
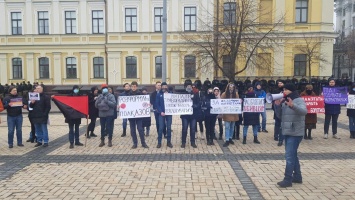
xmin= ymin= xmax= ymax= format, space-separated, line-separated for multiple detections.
xmin=0 ymin=0 xmax=335 ymax=86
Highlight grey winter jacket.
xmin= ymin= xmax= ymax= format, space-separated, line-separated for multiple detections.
xmin=274 ymin=92 xmax=307 ymax=137
xmin=95 ymin=92 xmax=116 ymax=117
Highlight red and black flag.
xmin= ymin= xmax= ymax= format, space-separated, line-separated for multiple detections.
xmin=52 ymin=96 xmax=88 ymax=119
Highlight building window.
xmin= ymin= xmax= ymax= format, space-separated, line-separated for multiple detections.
xmin=125 ymin=8 xmax=137 ymax=32
xmin=223 ymin=55 xmax=232 ymax=74
xmin=295 ymin=0 xmax=308 ymax=23
xmin=343 ymin=20 xmax=346 ymax=30
xmin=294 ymin=54 xmax=306 ymax=76
xmin=343 ymin=8 xmax=346 ymax=16
xmin=93 ymin=57 xmax=104 ymax=78
xmin=65 ymin=11 xmax=76 ymax=34
xmin=353 ymin=4 xmax=355 ymax=12
xmin=126 ymin=56 xmax=137 ymax=78
xmin=38 ymin=11 xmax=49 ymax=34
xmin=154 ymin=7 xmax=163 ymax=32
xmin=11 ymin=12 xmax=22 ymax=35
xmin=12 ymin=58 xmax=22 ymax=79
xmin=184 ymin=56 xmax=196 ymax=78
xmin=92 ymin=10 xmax=104 ymax=34
xmin=184 ymin=7 xmax=196 ymax=31
xmin=39 ymin=57 xmax=49 ymax=79
xmin=155 ymin=56 xmax=162 ymax=78
xmin=223 ymin=3 xmax=236 ymax=25
xmin=66 ymin=57 xmax=77 ymax=79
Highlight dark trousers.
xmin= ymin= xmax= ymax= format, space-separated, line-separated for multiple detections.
xmin=182 ymin=118 xmax=196 ymax=144
xmin=217 ymin=118 xmax=223 ymax=136
xmin=274 ymin=117 xmax=284 ymax=141
xmin=100 ymin=116 xmax=113 ymax=140
xmin=324 ymin=114 xmax=339 ymax=135
xmin=154 ymin=112 xmax=166 ymax=135
xmin=283 ymin=135 xmax=303 ymax=183
xmin=158 ymin=115 xmax=172 ymax=144
xmin=204 ymin=116 xmax=217 ymax=141
xmin=29 ymin=117 xmax=36 ymax=140
xmin=69 ymin=123 xmax=80 ymax=144
xmin=88 ymin=117 xmax=97 ymax=132
xmin=129 ymin=118 xmax=146 ymax=145
xmin=195 ymin=120 xmax=204 ymax=132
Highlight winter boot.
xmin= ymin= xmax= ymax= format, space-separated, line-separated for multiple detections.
xmin=253 ymin=136 xmax=260 ymax=144
xmin=99 ymin=139 xmax=105 ymax=147
xmin=86 ymin=130 xmax=91 ymax=139
xmin=121 ymin=129 xmax=126 ymax=137
xmin=236 ymin=126 xmax=240 ymax=140
xmin=90 ymin=131 xmax=97 ymax=137
xmin=350 ymin=131 xmax=355 ymax=139
xmin=308 ymin=129 xmax=313 ymax=140
xmin=243 ymin=136 xmax=246 ymax=144
xmin=108 ymin=139 xmax=112 ymax=147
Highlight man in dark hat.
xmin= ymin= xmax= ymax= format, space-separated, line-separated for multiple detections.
xmin=274 ymin=83 xmax=307 ymax=188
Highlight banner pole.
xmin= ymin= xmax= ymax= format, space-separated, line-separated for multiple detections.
xmin=85 ymin=117 xmax=88 ymax=147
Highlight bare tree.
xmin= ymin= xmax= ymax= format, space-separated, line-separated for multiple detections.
xmin=179 ymin=0 xmax=284 ymax=82
xmin=295 ymin=33 xmax=330 ymax=82
xmin=344 ymin=30 xmax=355 ymax=77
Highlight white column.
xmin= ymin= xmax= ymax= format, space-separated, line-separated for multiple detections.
xmin=25 ymin=0 xmax=33 ymax=34
xmin=107 ymin=52 xmax=121 ymax=85
xmin=273 ymin=43 xmax=285 ymax=76
xmin=53 ymin=53 xmax=62 ymax=84
xmin=80 ymin=52 xmax=89 ymax=84
xmin=345 ymin=5 xmax=352 ymax=35
xmin=0 ymin=1 xmax=6 ymax=35
xmin=274 ymin=0 xmax=285 ymax=31
xmin=141 ymin=0 xmax=149 ymax=32
xmin=0 ymin=54 xmax=8 ymax=84
xmin=141 ymin=51 xmax=151 ymax=84
xmin=26 ymin=53 xmax=34 ymax=83
xmin=170 ymin=51 xmax=180 ymax=83
xmin=52 ymin=0 xmax=60 ymax=34
xmin=319 ymin=40 xmax=333 ymax=77
xmin=80 ymin=0 xmax=88 ymax=34
xmin=171 ymin=0 xmax=179 ymax=32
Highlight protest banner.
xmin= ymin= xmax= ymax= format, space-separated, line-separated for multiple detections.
xmin=243 ymin=98 xmax=265 ymax=112
xmin=347 ymin=95 xmax=355 ymax=109
xmin=9 ymin=98 xmax=23 ymax=107
xmin=323 ymin=87 xmax=348 ymax=104
xmin=210 ymin=99 xmax=242 ymax=114
xmin=118 ymin=95 xmax=151 ymax=119
xmin=301 ymin=96 xmax=325 ymax=113
xmin=164 ymin=93 xmax=193 ymax=115
xmin=29 ymin=92 xmax=40 ymax=101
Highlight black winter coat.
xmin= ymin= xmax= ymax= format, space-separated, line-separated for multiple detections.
xmin=88 ymin=93 xmax=99 ymax=119
xmin=30 ymin=93 xmax=51 ymax=124
xmin=347 ymin=89 xmax=355 ymax=117
xmin=202 ymin=93 xmax=217 ymax=117
xmin=243 ymin=92 xmax=260 ymax=126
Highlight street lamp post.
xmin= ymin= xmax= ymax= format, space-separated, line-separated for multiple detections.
xmin=162 ymin=0 xmax=167 ymax=82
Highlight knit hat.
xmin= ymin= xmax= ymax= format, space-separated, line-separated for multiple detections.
xmin=161 ymin=82 xmax=167 ymax=86
xmin=284 ymin=83 xmax=296 ymax=92
xmin=101 ymin=84 xmax=108 ymax=89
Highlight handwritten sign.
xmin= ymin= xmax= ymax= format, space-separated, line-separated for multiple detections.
xmin=29 ymin=92 xmax=40 ymax=101
xmin=164 ymin=93 xmax=193 ymax=115
xmin=323 ymin=87 xmax=348 ymax=104
xmin=211 ymin=99 xmax=242 ymax=114
xmin=118 ymin=95 xmax=151 ymax=119
xmin=302 ymin=96 xmax=325 ymax=113
xmin=347 ymin=95 xmax=355 ymax=109
xmin=243 ymin=98 xmax=265 ymax=112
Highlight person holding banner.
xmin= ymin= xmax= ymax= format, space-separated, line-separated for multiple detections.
xmin=180 ymin=80 xmax=198 ymax=148
xmin=155 ymin=82 xmax=173 ymax=148
xmin=30 ymin=85 xmax=51 ymax=147
xmin=274 ymin=83 xmax=307 ymax=188
xmin=300 ymin=85 xmax=317 ymax=140
xmin=213 ymin=87 xmax=224 ymax=140
xmin=65 ymin=85 xmax=84 ymax=149
xmin=221 ymin=83 xmax=239 ymax=147
xmin=3 ymin=86 xmax=28 ymax=148
xmin=95 ymin=84 xmax=117 ymax=147
xmin=119 ymin=83 xmax=131 ymax=137
xmin=323 ymin=79 xmax=341 ymax=139
xmin=254 ymin=82 xmax=268 ymax=133
xmin=347 ymin=83 xmax=355 ymax=139
xmin=202 ymin=88 xmax=218 ymax=145
xmin=242 ymin=85 xmax=261 ymax=144
xmin=128 ymin=81 xmax=149 ymax=149
xmin=141 ymin=87 xmax=152 ymax=137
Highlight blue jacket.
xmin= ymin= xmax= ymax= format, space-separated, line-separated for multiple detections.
xmin=254 ymin=89 xmax=266 ymax=99
xmin=155 ymin=90 xmax=166 ymax=114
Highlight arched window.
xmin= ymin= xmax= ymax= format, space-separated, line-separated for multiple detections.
xmin=39 ymin=57 xmax=49 ymax=79
xmin=126 ymin=56 xmax=137 ymax=78
xmin=93 ymin=57 xmax=104 ymax=78
xmin=184 ymin=55 xmax=196 ymax=78
xmin=12 ymin=58 xmax=22 ymax=79
xmin=66 ymin=57 xmax=77 ymax=78
xmin=155 ymin=56 xmax=162 ymax=78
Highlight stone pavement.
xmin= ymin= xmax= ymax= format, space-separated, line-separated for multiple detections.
xmin=0 ymin=108 xmax=355 ymax=200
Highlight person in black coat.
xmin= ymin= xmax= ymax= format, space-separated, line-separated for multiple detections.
xmin=202 ymin=88 xmax=218 ymax=145
xmin=323 ymin=79 xmax=341 ymax=139
xmin=65 ymin=85 xmax=84 ymax=148
xmin=242 ymin=85 xmax=261 ymax=144
xmin=141 ymin=87 xmax=151 ymax=136
xmin=87 ymin=86 xmax=99 ymax=138
xmin=347 ymin=83 xmax=355 ymax=139
xmin=26 ymin=84 xmax=38 ymax=143
xmin=29 ymin=85 xmax=51 ymax=147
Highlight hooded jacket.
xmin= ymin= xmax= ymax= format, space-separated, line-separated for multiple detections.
xmin=88 ymin=86 xmax=99 ymax=119
xmin=220 ymin=83 xmax=239 ymax=122
xmin=95 ymin=91 xmax=116 ymax=118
